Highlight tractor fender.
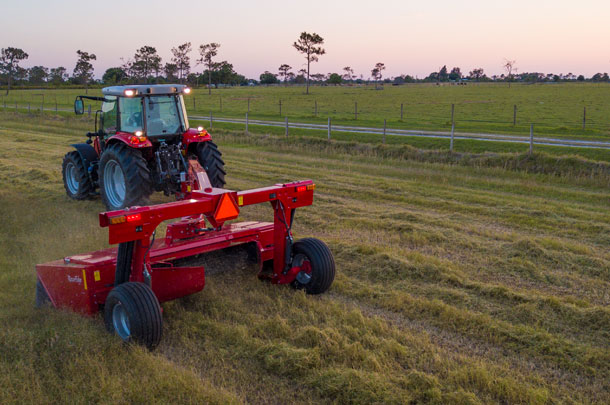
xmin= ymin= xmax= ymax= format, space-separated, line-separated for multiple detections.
xmin=183 ymin=128 xmax=212 ymax=154
xmin=71 ymin=143 xmax=99 ymax=171
xmin=106 ymin=132 xmax=153 ymax=149
xmin=70 ymin=143 xmax=100 ymax=184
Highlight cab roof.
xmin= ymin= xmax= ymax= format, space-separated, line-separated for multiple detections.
xmin=102 ymin=84 xmax=189 ymax=97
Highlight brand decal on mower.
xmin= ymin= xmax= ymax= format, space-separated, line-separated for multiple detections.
xmin=67 ymin=275 xmax=82 ymax=284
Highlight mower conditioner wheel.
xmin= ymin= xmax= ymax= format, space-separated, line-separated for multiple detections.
xmin=292 ymin=238 xmax=335 ymax=295
xmin=104 ymin=282 xmax=162 ymax=350
xmin=99 ymin=143 xmax=152 ymax=210
xmin=62 ymin=151 xmax=94 ymax=200
xmin=196 ymin=141 xmax=226 ymax=188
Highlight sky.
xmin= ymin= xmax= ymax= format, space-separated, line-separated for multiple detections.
xmin=2 ymin=0 xmax=610 ymax=79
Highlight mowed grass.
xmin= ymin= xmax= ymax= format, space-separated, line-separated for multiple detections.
xmin=0 ymin=113 xmax=609 ymax=404
xmin=2 ymin=82 xmax=610 ymax=140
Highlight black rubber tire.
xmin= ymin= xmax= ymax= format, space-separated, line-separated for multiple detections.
xmin=292 ymin=238 xmax=335 ymax=295
xmin=62 ymin=151 xmax=94 ymax=200
xmin=196 ymin=141 xmax=226 ymax=188
xmin=104 ymin=282 xmax=162 ymax=350
xmin=99 ymin=143 xmax=152 ymax=210
xmin=35 ymin=278 xmax=51 ymax=308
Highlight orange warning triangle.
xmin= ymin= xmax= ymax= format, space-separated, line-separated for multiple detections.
xmin=214 ymin=193 xmax=240 ymax=222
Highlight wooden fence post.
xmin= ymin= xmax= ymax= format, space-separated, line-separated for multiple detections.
xmin=451 ymin=103 xmax=455 ymax=125
xmin=327 ymin=117 xmax=331 ymax=140
xmin=529 ymin=124 xmax=534 ymax=155
xmin=450 ymin=122 xmax=455 ymax=152
xmin=383 ymin=119 xmax=387 ymax=144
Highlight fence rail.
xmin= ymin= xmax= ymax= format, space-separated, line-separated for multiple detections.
xmin=2 ymin=95 xmax=610 ymax=152
xmin=192 ymin=114 xmax=610 ymax=150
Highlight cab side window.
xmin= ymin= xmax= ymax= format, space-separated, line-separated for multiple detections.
xmin=101 ymin=96 xmax=118 ymax=134
xmin=119 ymin=97 xmax=143 ymax=133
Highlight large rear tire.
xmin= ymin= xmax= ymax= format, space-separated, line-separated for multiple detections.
xmin=99 ymin=143 xmax=152 ymax=210
xmin=291 ymin=238 xmax=335 ymax=295
xmin=196 ymin=141 xmax=226 ymax=188
xmin=62 ymin=151 xmax=94 ymax=200
xmin=104 ymin=282 xmax=162 ymax=350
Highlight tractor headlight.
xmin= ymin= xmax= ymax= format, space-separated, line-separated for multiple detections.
xmin=130 ymin=131 xmax=147 ymax=144
xmin=124 ymin=89 xmax=135 ymax=97
xmin=183 ymin=88 xmax=191 ymax=94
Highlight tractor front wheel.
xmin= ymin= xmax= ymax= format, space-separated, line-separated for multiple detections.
xmin=62 ymin=151 xmax=94 ymax=200
xmin=104 ymin=282 xmax=162 ymax=350
xmin=99 ymin=143 xmax=152 ymax=210
xmin=291 ymin=238 xmax=335 ymax=294
xmin=196 ymin=141 xmax=226 ymax=188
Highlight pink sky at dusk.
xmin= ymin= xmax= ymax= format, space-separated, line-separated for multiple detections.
xmin=2 ymin=0 xmax=610 ymax=79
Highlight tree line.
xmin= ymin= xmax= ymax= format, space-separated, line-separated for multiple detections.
xmin=2 ymin=35 xmax=610 ymax=95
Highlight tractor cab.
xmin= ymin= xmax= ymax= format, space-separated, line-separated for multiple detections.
xmin=75 ymin=84 xmax=191 ymax=142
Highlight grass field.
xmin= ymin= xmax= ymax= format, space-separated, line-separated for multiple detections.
xmin=2 ymin=82 xmax=610 ymax=141
xmin=0 ymin=113 xmax=609 ymax=404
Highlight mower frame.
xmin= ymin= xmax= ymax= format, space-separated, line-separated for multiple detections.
xmin=36 ymin=180 xmax=319 ymax=316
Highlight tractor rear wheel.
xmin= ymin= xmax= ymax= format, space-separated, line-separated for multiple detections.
xmin=99 ymin=143 xmax=152 ymax=210
xmin=196 ymin=141 xmax=226 ymax=188
xmin=104 ymin=282 xmax=162 ymax=350
xmin=291 ymin=238 xmax=335 ymax=294
xmin=62 ymin=151 xmax=93 ymax=200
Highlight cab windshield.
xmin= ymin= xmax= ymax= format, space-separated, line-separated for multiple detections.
xmin=144 ymin=95 xmax=187 ymax=136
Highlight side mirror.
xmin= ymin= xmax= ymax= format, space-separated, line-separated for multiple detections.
xmin=74 ymin=98 xmax=84 ymax=115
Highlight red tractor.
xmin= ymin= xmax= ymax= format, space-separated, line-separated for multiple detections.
xmin=63 ymin=84 xmax=225 ymax=210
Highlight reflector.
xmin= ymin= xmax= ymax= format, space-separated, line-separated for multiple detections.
xmin=214 ymin=193 xmax=240 ymax=222
xmin=109 ymin=216 xmax=126 ymax=225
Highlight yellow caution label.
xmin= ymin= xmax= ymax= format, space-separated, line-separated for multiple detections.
xmin=238 ymin=195 xmax=244 ymax=206
xmin=187 ymin=185 xmax=192 ymax=192
xmin=82 ymin=269 xmax=88 ymax=290
xmin=94 ymin=270 xmax=101 ymax=282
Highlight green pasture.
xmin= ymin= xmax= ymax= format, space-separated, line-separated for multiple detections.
xmin=2 ymin=82 xmax=610 ymax=141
